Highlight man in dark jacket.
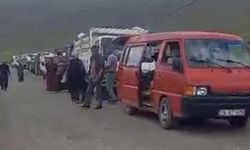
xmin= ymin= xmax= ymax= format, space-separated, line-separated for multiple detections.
xmin=67 ymin=56 xmax=87 ymax=103
xmin=82 ymin=46 xmax=105 ymax=109
xmin=0 ymin=62 xmax=10 ymax=91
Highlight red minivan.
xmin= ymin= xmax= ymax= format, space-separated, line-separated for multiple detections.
xmin=117 ymin=32 xmax=250 ymax=129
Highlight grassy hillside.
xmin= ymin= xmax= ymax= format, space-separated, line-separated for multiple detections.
xmin=0 ymin=0 xmax=250 ymax=61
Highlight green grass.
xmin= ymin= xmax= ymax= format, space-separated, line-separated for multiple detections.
xmin=241 ymin=32 xmax=250 ymax=42
xmin=0 ymin=31 xmax=74 ymax=62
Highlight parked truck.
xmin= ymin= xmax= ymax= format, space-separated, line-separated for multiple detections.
xmin=72 ymin=27 xmax=148 ymax=72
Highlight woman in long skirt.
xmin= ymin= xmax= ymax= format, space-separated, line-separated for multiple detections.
xmin=45 ymin=58 xmax=58 ymax=92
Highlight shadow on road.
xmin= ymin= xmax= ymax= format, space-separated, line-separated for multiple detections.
xmin=131 ymin=110 xmax=248 ymax=135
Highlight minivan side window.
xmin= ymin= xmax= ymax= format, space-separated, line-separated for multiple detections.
xmin=162 ymin=42 xmax=181 ymax=65
xmin=126 ymin=46 xmax=144 ymax=67
xmin=161 ymin=41 xmax=183 ymax=73
xmin=121 ymin=47 xmax=130 ymax=65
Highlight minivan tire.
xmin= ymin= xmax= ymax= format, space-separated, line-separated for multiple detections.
xmin=229 ymin=117 xmax=248 ymax=128
xmin=158 ymin=97 xmax=175 ymax=129
xmin=124 ymin=105 xmax=137 ymax=115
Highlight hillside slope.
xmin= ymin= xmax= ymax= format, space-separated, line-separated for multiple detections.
xmin=0 ymin=0 xmax=250 ymax=60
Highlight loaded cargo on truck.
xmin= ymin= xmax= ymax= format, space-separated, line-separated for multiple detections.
xmin=72 ymin=27 xmax=148 ymax=72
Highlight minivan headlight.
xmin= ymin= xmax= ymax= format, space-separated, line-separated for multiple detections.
xmin=184 ymin=86 xmax=208 ymax=96
xmin=196 ymin=87 xmax=208 ymax=96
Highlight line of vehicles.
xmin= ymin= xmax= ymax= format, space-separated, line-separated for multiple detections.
xmin=12 ymin=27 xmax=250 ymax=129
xmin=12 ymin=52 xmax=56 ymax=76
xmin=12 ymin=26 xmax=148 ymax=79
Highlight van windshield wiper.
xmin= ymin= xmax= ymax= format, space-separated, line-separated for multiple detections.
xmin=217 ymin=59 xmax=250 ymax=69
xmin=190 ymin=57 xmax=232 ymax=72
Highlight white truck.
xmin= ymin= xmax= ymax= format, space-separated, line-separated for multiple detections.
xmin=72 ymin=27 xmax=148 ymax=71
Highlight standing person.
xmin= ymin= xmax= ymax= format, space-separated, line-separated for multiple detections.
xmin=35 ymin=53 xmax=41 ymax=76
xmin=0 ymin=62 xmax=10 ymax=91
xmin=45 ymin=58 xmax=58 ymax=92
xmin=105 ymin=51 xmax=118 ymax=104
xmin=16 ymin=62 xmax=24 ymax=82
xmin=82 ymin=46 xmax=104 ymax=109
xmin=55 ymin=50 xmax=67 ymax=91
xmin=67 ymin=56 xmax=87 ymax=103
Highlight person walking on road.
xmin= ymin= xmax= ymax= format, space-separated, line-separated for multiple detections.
xmin=16 ymin=62 xmax=24 ymax=82
xmin=67 ymin=56 xmax=87 ymax=103
xmin=82 ymin=46 xmax=105 ymax=109
xmin=0 ymin=62 xmax=10 ymax=91
xmin=105 ymin=51 xmax=118 ymax=104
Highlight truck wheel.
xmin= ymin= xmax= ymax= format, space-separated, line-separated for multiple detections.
xmin=229 ymin=117 xmax=248 ymax=128
xmin=124 ymin=105 xmax=137 ymax=115
xmin=158 ymin=98 xmax=175 ymax=129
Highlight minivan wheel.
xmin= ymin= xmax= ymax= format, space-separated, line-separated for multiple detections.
xmin=229 ymin=117 xmax=248 ymax=128
xmin=124 ymin=105 xmax=137 ymax=115
xmin=158 ymin=98 xmax=175 ymax=129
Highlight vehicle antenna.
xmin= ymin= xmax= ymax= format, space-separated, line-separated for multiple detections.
xmin=166 ymin=0 xmax=199 ymax=17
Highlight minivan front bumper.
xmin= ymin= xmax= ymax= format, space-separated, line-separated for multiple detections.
xmin=181 ymin=96 xmax=250 ymax=118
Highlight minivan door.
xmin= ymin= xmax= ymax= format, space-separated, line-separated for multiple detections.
xmin=154 ymin=40 xmax=186 ymax=116
xmin=118 ymin=45 xmax=145 ymax=107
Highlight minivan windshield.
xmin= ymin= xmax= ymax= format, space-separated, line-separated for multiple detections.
xmin=185 ymin=39 xmax=250 ymax=68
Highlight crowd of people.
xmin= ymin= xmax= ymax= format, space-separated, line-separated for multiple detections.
xmin=44 ymin=46 xmax=119 ymax=109
xmin=0 ymin=45 xmax=119 ymax=110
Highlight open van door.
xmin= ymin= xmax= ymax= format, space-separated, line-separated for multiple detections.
xmin=118 ymin=45 xmax=144 ymax=107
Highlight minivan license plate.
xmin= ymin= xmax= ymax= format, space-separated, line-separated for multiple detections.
xmin=218 ymin=109 xmax=245 ymax=117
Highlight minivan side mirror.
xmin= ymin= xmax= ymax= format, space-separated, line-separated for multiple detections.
xmin=172 ymin=58 xmax=183 ymax=73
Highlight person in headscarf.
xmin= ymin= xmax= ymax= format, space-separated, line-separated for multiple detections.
xmin=16 ymin=62 xmax=24 ymax=82
xmin=45 ymin=57 xmax=58 ymax=92
xmin=67 ymin=56 xmax=87 ymax=103
xmin=82 ymin=46 xmax=105 ymax=109
xmin=0 ymin=62 xmax=10 ymax=91
xmin=55 ymin=50 xmax=67 ymax=91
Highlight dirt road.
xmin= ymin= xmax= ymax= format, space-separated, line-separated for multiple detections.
xmin=0 ymin=71 xmax=250 ymax=150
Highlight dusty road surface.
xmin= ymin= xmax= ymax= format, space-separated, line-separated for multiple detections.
xmin=1 ymin=71 xmax=250 ymax=150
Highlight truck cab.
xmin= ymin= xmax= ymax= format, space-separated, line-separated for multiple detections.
xmin=118 ymin=32 xmax=250 ymax=129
